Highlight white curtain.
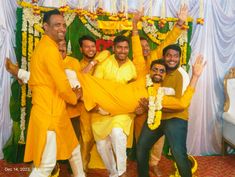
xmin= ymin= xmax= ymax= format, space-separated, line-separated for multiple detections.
xmin=0 ymin=0 xmax=17 ymax=159
xmin=1 ymin=0 xmax=235 ymax=157
xmin=188 ymin=0 xmax=235 ymax=155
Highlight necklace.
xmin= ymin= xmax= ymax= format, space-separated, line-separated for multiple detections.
xmin=146 ymin=74 xmax=164 ymax=130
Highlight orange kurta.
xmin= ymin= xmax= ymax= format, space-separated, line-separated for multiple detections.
xmin=24 ymin=35 xmax=78 ymax=167
xmin=64 ymin=56 xmax=82 ymax=118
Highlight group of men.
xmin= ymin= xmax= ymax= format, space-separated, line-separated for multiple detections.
xmin=5 ymin=5 xmax=205 ymax=177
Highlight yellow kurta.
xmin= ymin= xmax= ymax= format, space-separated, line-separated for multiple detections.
xmin=64 ymin=56 xmax=82 ymax=118
xmin=76 ymin=73 xmax=195 ymax=115
xmin=78 ymin=58 xmax=96 ymax=170
xmin=79 ymin=50 xmax=111 ymax=169
xmin=147 ymin=25 xmax=183 ymax=68
xmin=131 ymin=25 xmax=183 ymax=142
xmin=24 ymin=35 xmax=78 ymax=167
xmin=91 ymin=55 xmax=137 ymax=145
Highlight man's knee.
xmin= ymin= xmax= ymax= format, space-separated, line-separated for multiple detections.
xmin=110 ymin=128 xmax=125 ymax=141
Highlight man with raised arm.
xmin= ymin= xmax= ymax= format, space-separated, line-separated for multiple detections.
xmin=131 ymin=5 xmax=189 ymax=176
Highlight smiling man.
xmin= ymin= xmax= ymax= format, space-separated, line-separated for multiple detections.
xmin=91 ymin=35 xmax=137 ymax=177
xmin=23 ymin=9 xmax=84 ymax=177
xmin=137 ymin=44 xmax=193 ymax=177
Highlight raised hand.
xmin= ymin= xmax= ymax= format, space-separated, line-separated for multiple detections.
xmin=132 ymin=9 xmax=144 ymax=24
xmin=132 ymin=8 xmax=144 ymax=32
xmin=177 ymin=4 xmax=188 ymax=26
xmin=192 ymin=55 xmax=206 ymax=78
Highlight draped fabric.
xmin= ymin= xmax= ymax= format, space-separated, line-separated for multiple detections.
xmin=188 ymin=0 xmax=235 ymax=155
xmin=1 ymin=0 xmax=235 ymax=156
xmin=0 ymin=0 xmax=17 ymax=159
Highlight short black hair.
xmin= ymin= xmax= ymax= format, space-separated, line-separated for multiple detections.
xmin=140 ymin=36 xmax=148 ymax=41
xmin=79 ymin=35 xmax=96 ymax=47
xmin=43 ymin=9 xmax=61 ymax=24
xmin=163 ymin=44 xmax=181 ymax=56
xmin=150 ymin=58 xmax=166 ymax=70
xmin=113 ymin=35 xmax=130 ymax=46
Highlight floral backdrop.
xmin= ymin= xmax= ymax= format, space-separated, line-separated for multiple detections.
xmin=3 ymin=1 xmax=193 ymax=163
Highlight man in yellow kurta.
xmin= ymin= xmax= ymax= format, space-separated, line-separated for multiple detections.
xmin=24 ymin=10 xmax=85 ymax=177
xmin=131 ymin=5 xmax=189 ymax=176
xmin=91 ymin=35 xmax=137 ymax=177
xmin=76 ymin=35 xmax=110 ymax=171
xmin=5 ymin=36 xmax=107 ymax=176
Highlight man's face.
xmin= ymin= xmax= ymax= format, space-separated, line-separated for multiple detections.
xmin=43 ymin=14 xmax=66 ymax=43
xmin=80 ymin=40 xmax=97 ymax=60
xmin=58 ymin=40 xmax=66 ymax=59
xmin=150 ymin=64 xmax=166 ymax=83
xmin=113 ymin=41 xmax=129 ymax=61
xmin=164 ymin=49 xmax=180 ymax=70
xmin=140 ymin=39 xmax=151 ymax=58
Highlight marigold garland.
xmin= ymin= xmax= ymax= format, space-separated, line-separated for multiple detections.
xmin=17 ymin=2 xmax=193 ymax=138
xmin=18 ymin=8 xmax=42 ymax=144
xmin=146 ymin=74 xmax=164 ymax=130
xmin=18 ymin=107 xmax=26 ymax=144
xmin=19 ymin=1 xmax=194 ymax=50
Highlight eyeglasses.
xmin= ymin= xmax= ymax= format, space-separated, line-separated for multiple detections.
xmin=151 ymin=67 xmax=166 ymax=74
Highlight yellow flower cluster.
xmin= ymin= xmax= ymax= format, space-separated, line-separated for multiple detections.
xmin=146 ymin=75 xmax=164 ymax=130
xmin=59 ymin=5 xmax=70 ymax=13
xmin=19 ymin=1 xmax=52 ymax=12
xmin=20 ymin=12 xmax=41 ymax=143
xmin=147 ymin=34 xmax=161 ymax=45
xmin=18 ymin=107 xmax=26 ymax=144
xmin=21 ymin=84 xmax=26 ymax=107
xmin=28 ymin=35 xmax=34 ymax=60
xmin=34 ymin=24 xmax=44 ymax=34
xmin=123 ymin=31 xmax=131 ymax=37
xmin=22 ymin=32 xmax=27 ymax=57
xmin=180 ymin=42 xmax=187 ymax=65
xmin=80 ymin=16 xmax=120 ymax=40
xmin=32 ymin=5 xmax=40 ymax=15
xmin=197 ymin=18 xmax=204 ymax=25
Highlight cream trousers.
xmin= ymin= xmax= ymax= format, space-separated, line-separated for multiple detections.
xmin=96 ymin=128 xmax=127 ymax=177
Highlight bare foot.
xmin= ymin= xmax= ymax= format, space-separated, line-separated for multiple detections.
xmin=5 ymin=58 xmax=19 ymax=77
xmin=151 ymin=165 xmax=163 ymax=177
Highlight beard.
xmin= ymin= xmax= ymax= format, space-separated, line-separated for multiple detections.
xmin=83 ymin=53 xmax=96 ymax=60
xmin=166 ymin=62 xmax=180 ymax=71
xmin=151 ymin=74 xmax=163 ymax=83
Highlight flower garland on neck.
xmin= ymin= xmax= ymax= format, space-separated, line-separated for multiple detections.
xmin=146 ymin=74 xmax=164 ymax=130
